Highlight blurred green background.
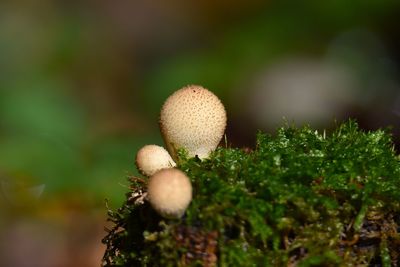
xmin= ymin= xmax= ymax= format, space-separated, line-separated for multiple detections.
xmin=1 ymin=1 xmax=400 ymax=266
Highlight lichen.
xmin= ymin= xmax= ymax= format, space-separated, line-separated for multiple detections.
xmin=102 ymin=120 xmax=400 ymax=266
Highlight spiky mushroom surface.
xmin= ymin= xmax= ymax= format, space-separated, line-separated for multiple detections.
xmin=147 ymin=168 xmax=192 ymax=219
xmin=135 ymin=144 xmax=176 ymax=176
xmin=160 ymin=85 xmax=227 ymax=160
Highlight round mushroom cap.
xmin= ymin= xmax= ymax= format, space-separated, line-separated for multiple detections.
xmin=160 ymin=85 xmax=227 ymax=159
xmin=136 ymin=145 xmax=176 ymax=176
xmin=147 ymin=168 xmax=192 ymax=219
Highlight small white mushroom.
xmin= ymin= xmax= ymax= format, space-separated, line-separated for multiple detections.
xmin=135 ymin=145 xmax=176 ymax=177
xmin=160 ymin=85 xmax=227 ymax=159
xmin=147 ymin=168 xmax=192 ymax=219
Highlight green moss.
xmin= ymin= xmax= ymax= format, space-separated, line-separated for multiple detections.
xmin=102 ymin=120 xmax=400 ymax=266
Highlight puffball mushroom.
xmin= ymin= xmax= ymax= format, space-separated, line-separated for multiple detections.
xmin=160 ymin=85 xmax=227 ymax=159
xmin=136 ymin=145 xmax=176 ymax=177
xmin=147 ymin=168 xmax=192 ymax=219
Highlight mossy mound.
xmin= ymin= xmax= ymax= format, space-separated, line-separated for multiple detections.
xmin=102 ymin=121 xmax=400 ymax=266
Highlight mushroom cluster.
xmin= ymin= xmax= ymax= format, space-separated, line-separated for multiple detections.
xmin=134 ymin=85 xmax=227 ymax=218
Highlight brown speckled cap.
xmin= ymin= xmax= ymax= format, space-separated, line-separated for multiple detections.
xmin=160 ymin=85 xmax=227 ymax=159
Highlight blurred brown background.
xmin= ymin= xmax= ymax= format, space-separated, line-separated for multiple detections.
xmin=1 ymin=1 xmax=400 ymax=266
